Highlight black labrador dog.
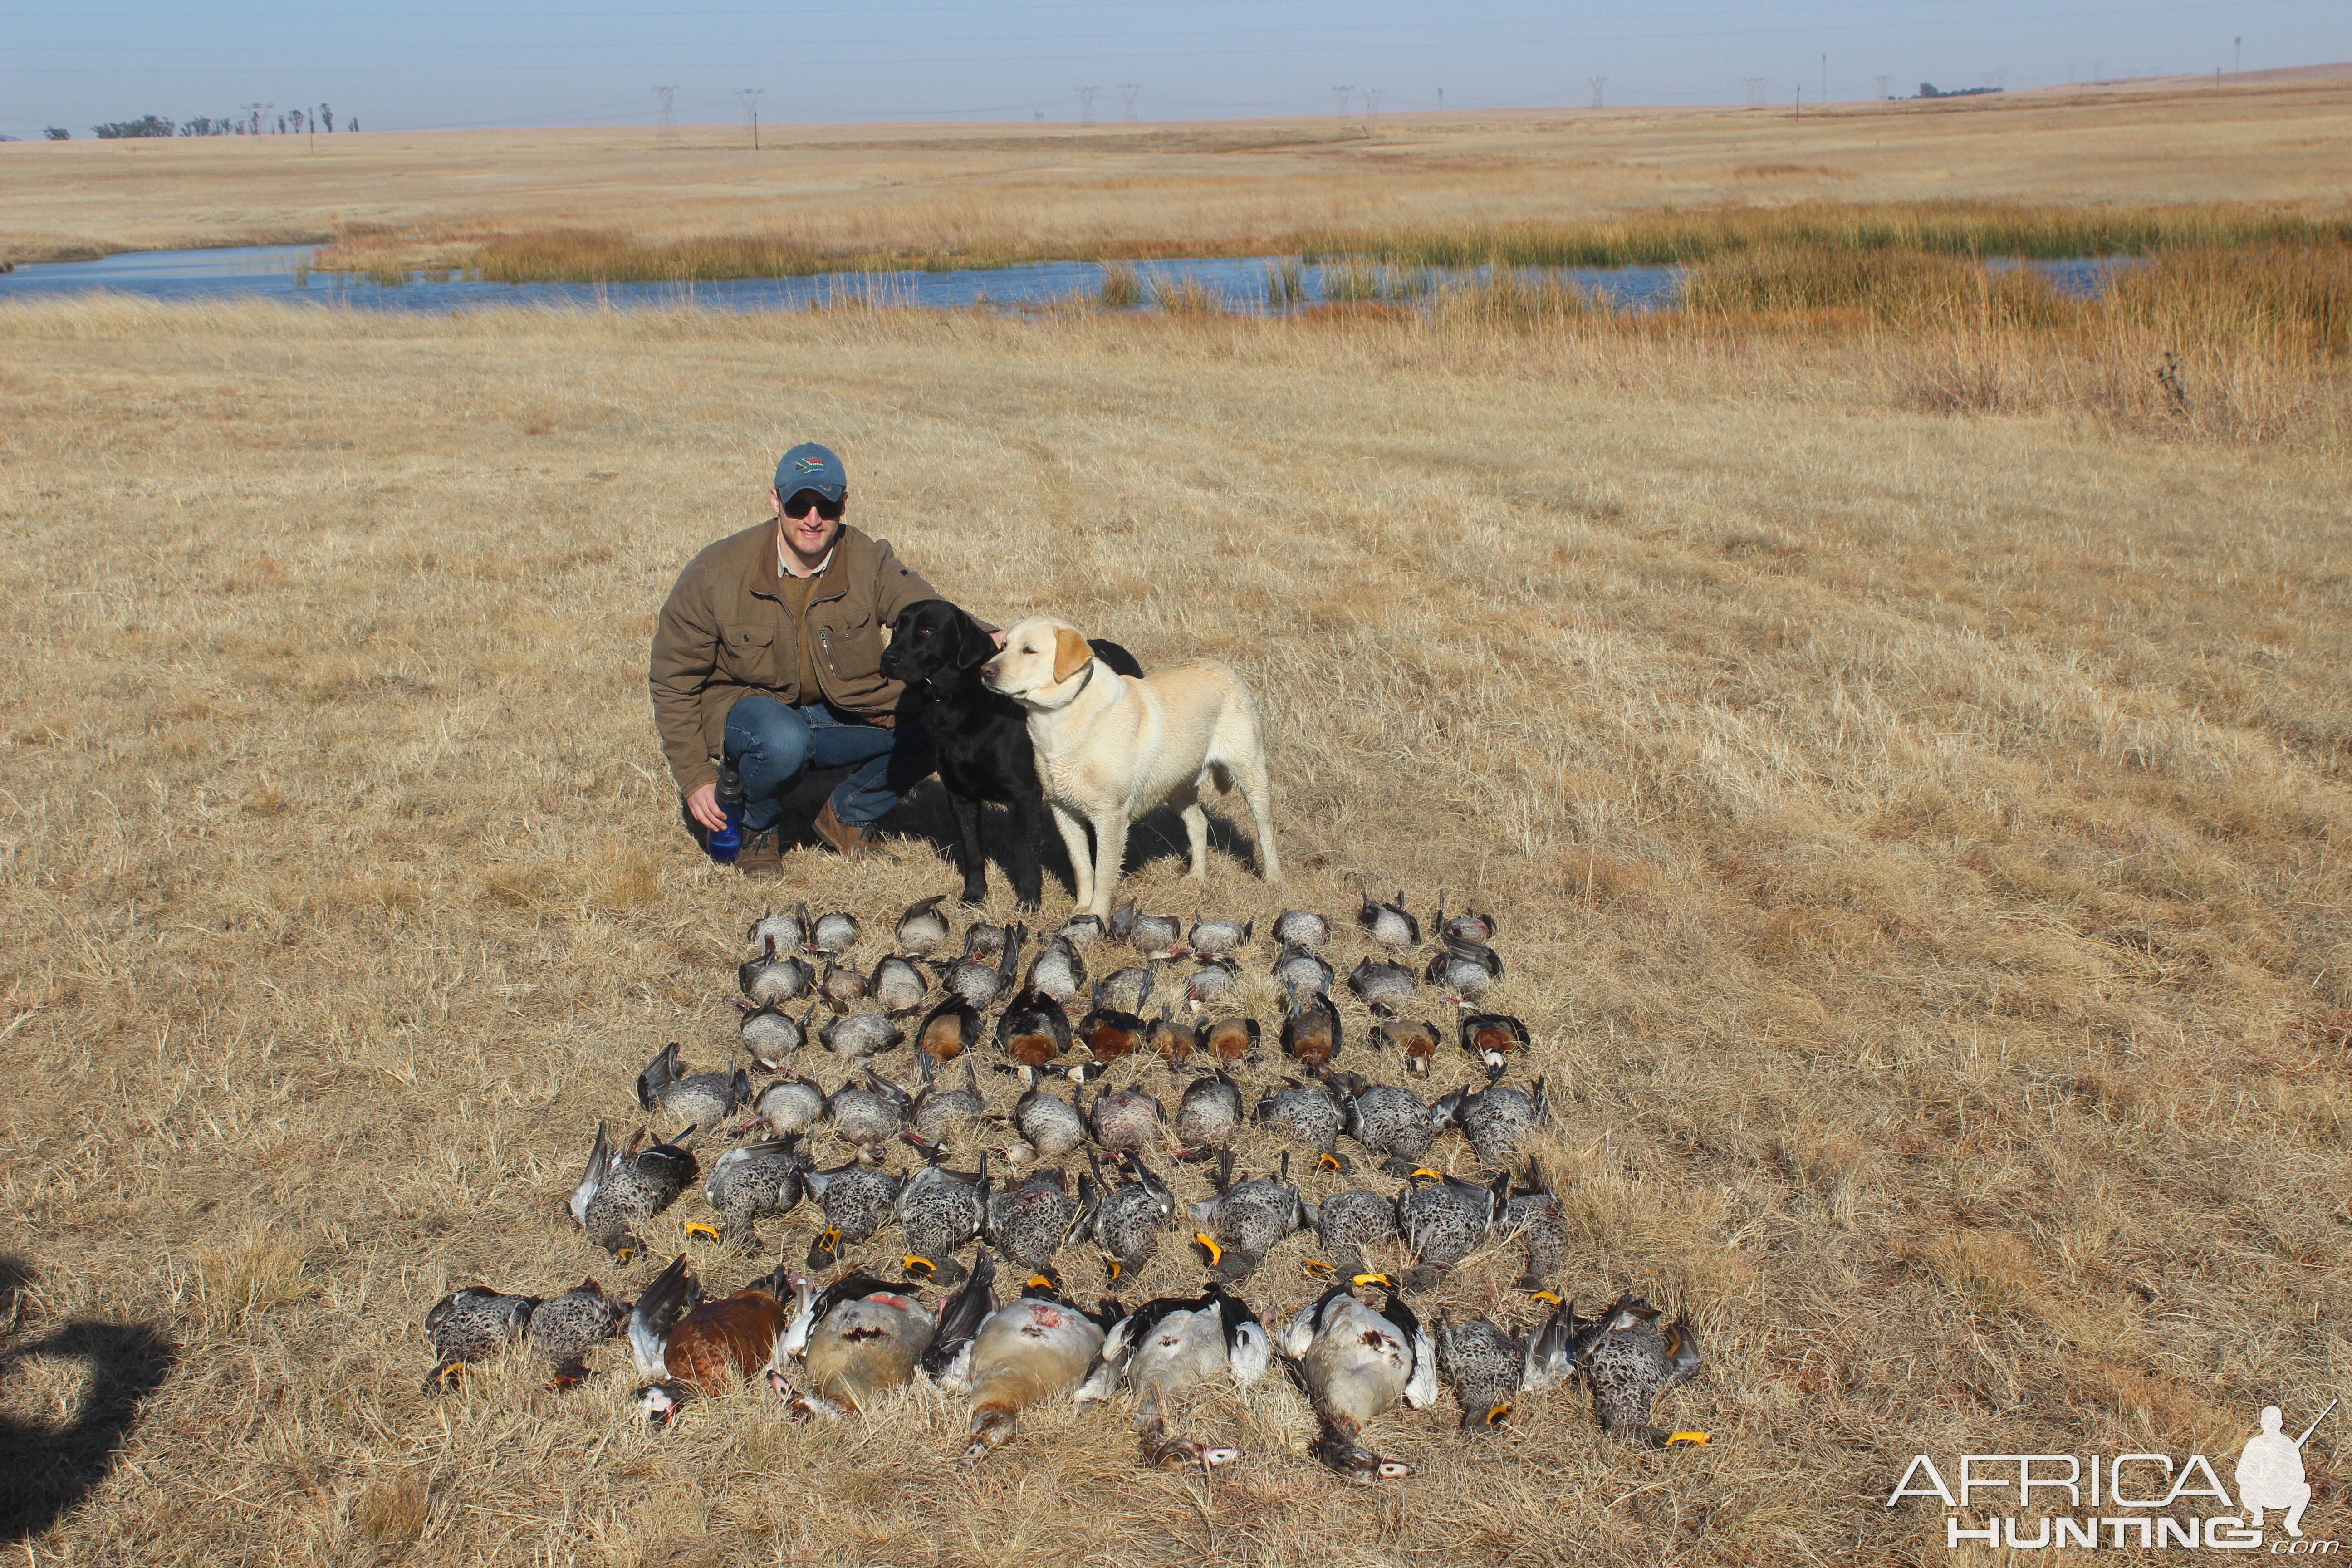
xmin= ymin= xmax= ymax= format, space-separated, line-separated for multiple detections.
xmin=881 ymin=597 xmax=1143 ymax=908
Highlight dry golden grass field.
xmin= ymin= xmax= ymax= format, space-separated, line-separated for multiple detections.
xmin=3 ymin=75 xmax=2351 ymax=268
xmin=2 ymin=160 xmax=2350 ymax=1564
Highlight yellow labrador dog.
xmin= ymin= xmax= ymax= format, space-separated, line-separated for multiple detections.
xmin=982 ymin=617 xmax=1279 ymax=919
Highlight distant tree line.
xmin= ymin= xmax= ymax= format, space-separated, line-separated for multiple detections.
xmin=74 ymin=104 xmax=354 ymax=140
xmin=1915 ymin=83 xmax=2002 ymax=99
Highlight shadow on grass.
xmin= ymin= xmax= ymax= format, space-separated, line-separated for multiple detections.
xmin=0 ymin=1255 xmax=178 ymax=1542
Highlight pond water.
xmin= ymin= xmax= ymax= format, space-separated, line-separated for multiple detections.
xmin=0 ymin=243 xmax=2122 ymax=314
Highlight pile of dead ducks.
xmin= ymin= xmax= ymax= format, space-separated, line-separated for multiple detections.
xmin=423 ymin=889 xmax=1709 ymax=1481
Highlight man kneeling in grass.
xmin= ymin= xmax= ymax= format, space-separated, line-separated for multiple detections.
xmin=650 ymin=442 xmax=965 ymax=875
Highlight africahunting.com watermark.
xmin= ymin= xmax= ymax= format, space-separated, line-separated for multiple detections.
xmin=1888 ymin=1403 xmax=2336 ymax=1553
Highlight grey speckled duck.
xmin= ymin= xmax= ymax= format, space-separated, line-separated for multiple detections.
xmin=1432 ymin=1078 xmax=1548 ymax=1169
xmin=1572 ymin=1295 xmax=1705 ymax=1446
xmin=528 ymin=1278 xmax=630 ymax=1389
xmin=1498 ymin=1161 xmax=1568 ymax=1293
xmin=818 ymin=953 xmax=871 ymax=1008
xmin=870 ymin=953 xmax=931 ymax=1017
xmin=746 ymin=1074 xmax=826 ymax=1139
xmin=1110 ymin=905 xmax=1183 ymax=958
xmin=984 ymin=1167 xmax=1084 ymax=1274
xmin=1079 ymin=1149 xmax=1175 ymax=1282
xmin=1395 ymin=1169 xmax=1506 ymax=1289
xmin=892 ymin=894 xmax=952 ymax=959
xmin=1024 ymin=935 xmax=1087 ymax=1004
xmin=1355 ymin=887 xmax=1421 ymax=951
xmin=1093 ymin=960 xmax=1157 ymax=1017
xmin=940 ymin=922 xmax=1024 ymax=1010
xmin=1438 ymin=1314 xmax=1536 ymax=1431
xmin=1327 ymin=1071 xmax=1437 ymax=1176
xmin=1088 ymin=1081 xmax=1166 ymax=1156
xmin=1271 ymin=908 xmax=1330 ymax=951
xmin=1346 ymin=956 xmax=1419 ymax=1017
xmin=737 ymin=1000 xmax=816 ymax=1071
xmin=818 ymin=1010 xmax=906 ymax=1066
xmin=1254 ymin=1078 xmax=1351 ymax=1173
xmin=895 ymin=1147 xmax=990 ymax=1286
xmin=739 ymin=936 xmax=815 ymax=1006
xmin=749 ymin=905 xmax=807 ymax=953
xmin=808 ymin=906 xmax=863 ymax=957
xmin=1171 ymin=1066 xmax=1242 ymax=1156
xmin=1186 ymin=1148 xmax=1305 ymax=1283
xmin=636 ymin=1042 xmax=751 ymax=1132
xmin=801 ymin=1159 xmax=905 ymax=1271
xmin=911 ymin=1051 xmax=987 ymax=1140
xmin=1270 ymin=943 xmax=1334 ymax=1004
xmin=1280 ymin=1283 xmax=1437 ymax=1482
xmin=824 ymin=1069 xmax=912 ymax=1159
xmin=1009 ymin=1077 xmax=1086 ymax=1163
xmin=571 ymin=1121 xmax=699 ymax=1262
xmin=696 ymin=1134 xmax=810 ymax=1250
xmin=1302 ymin=1188 xmax=1400 ymax=1281
xmin=1424 ymin=937 xmax=1504 ymax=1001
xmin=1185 ymin=914 xmax=1254 ymax=959
xmin=423 ymin=1286 xmax=536 ymax=1392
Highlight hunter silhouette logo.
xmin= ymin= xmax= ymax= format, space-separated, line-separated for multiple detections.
xmin=1889 ymin=1401 xmax=2338 ymax=1552
xmin=2239 ymin=1402 xmax=2334 ymax=1539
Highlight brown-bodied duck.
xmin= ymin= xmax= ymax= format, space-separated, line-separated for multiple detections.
xmin=995 ymin=988 xmax=1072 ymax=1072
xmin=627 ymin=1253 xmax=791 ymax=1426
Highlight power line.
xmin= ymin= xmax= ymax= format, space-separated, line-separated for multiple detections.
xmin=1119 ymin=82 xmax=1138 ymax=120
xmin=734 ymin=85 xmax=760 ymax=148
xmin=654 ymin=83 xmax=676 ymax=138
xmin=1589 ymin=75 xmax=1606 ymax=108
xmin=1077 ymin=84 xmax=1097 ymax=124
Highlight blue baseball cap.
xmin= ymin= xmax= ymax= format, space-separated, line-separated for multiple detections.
xmin=775 ymin=442 xmax=847 ymax=503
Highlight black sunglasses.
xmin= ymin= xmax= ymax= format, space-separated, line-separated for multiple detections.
xmin=782 ymin=490 xmax=844 ymax=522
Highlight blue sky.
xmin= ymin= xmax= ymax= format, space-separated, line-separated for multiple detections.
xmin=3 ymin=0 xmax=2344 ymax=137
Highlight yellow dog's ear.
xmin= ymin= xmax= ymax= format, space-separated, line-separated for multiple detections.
xmin=1052 ymin=627 xmax=1092 ymax=684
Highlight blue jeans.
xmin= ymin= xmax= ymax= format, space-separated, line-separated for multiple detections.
xmin=725 ymin=696 xmax=935 ymax=832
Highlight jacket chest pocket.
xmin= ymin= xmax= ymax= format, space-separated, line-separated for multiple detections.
xmin=812 ymin=608 xmax=877 ymax=678
xmin=719 ymin=622 xmax=785 ymax=687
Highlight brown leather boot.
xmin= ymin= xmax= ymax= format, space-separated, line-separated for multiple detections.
xmin=811 ymin=800 xmax=881 ymax=859
xmin=735 ymin=830 xmax=784 ymax=878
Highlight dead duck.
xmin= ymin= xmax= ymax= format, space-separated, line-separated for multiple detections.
xmin=528 ymin=1278 xmax=630 ymax=1390
xmin=1199 ymin=1014 xmax=1261 ymax=1067
xmin=824 ymin=1068 xmax=913 ymax=1160
xmin=1270 ymin=943 xmax=1334 ymax=1004
xmin=1171 ymin=1066 xmax=1243 ymax=1158
xmin=1572 ymin=1295 xmax=1705 ymax=1447
xmin=1147 ymin=1007 xmax=1197 ymax=1063
xmin=892 ymin=894 xmax=952 ymax=959
xmin=895 ymin=1144 xmax=990 ymax=1286
xmin=1110 ymin=904 xmax=1184 ymax=958
xmin=1346 ymin=956 xmax=1419 ymax=1017
xmin=817 ymin=1009 xmax=906 ymax=1065
xmin=1395 ymin=1168 xmax=1507 ymax=1289
xmin=1008 ymin=1077 xmax=1087 ymax=1163
xmin=1183 ymin=956 xmax=1241 ymax=1010
xmin=952 ymin=1270 xmax=1119 ymax=1464
xmin=1078 ymin=1149 xmax=1176 ymax=1282
xmin=745 ymin=1073 xmax=825 ymax=1139
xmin=870 ymin=953 xmax=931 ymax=1017
xmin=995 ymin=988 xmax=1073 ymax=1071
xmin=628 ymin=1253 xmax=792 ymax=1426
xmin=1077 ymin=1282 xmax=1272 ymax=1468
xmin=1301 ymin=1189 xmax=1401 ymax=1282
xmin=636 ymin=1042 xmax=751 ymax=1133
xmin=913 ymin=995 xmax=983 ymax=1062
xmin=1077 ymin=984 xmax=1149 ymax=1067
xmin=818 ymin=953 xmax=872 ymax=1008
xmin=1280 ymin=1280 xmax=1438 ymax=1482
xmin=1459 ymin=1011 xmax=1532 ymax=1082
xmin=1280 ymin=995 xmax=1343 ymax=1074
xmin=1325 ymin=1070 xmax=1437 ymax=1176
xmin=1089 ymin=1080 xmax=1167 ymax=1156
xmin=800 ymin=1159 xmax=906 ymax=1272
xmin=1186 ymin=914 xmax=1254 ymax=960
xmin=749 ymin=905 xmax=807 ymax=952
xmin=1437 ymin=1304 xmax=1576 ymax=1432
xmin=1431 ymin=892 xmax=1497 ymax=946
xmin=1431 ymin=1077 xmax=1548 ymax=1168
xmin=1052 ymin=912 xmax=1107 ymax=951
xmin=961 ymin=919 xmax=1014 ymax=960
xmin=939 ymin=921 xmax=1024 ymax=1009
xmin=1024 ymin=934 xmax=1087 ymax=1004
xmin=911 ymin=1052 xmax=987 ymax=1140
xmin=696 ymin=1134 xmax=810 ymax=1251
xmin=767 ymin=1256 xmax=995 ymax=1418
xmin=570 ymin=1122 xmax=699 ymax=1262
xmin=1254 ymin=1078 xmax=1352 ymax=1173
xmin=1498 ymin=1160 xmax=1568 ymax=1294
xmin=1187 ymin=1148 xmax=1306 ymax=1283
xmin=1371 ymin=1017 xmax=1441 ymax=1080
xmin=739 ymin=935 xmax=816 ymax=1006
xmin=1094 ymin=959 xmax=1157 ymax=1016
xmin=1355 ymin=887 xmax=1421 ymax=952
xmin=422 ymin=1286 xmax=536 ymax=1392
xmin=984 ymin=1167 xmax=1085 ymax=1274
xmin=1424 ymin=937 xmax=1504 ymax=1001
xmin=1271 ymin=908 xmax=1330 ymax=951
xmin=807 ymin=906 xmax=863 ymax=957
xmin=736 ymin=999 xmax=817 ymax=1071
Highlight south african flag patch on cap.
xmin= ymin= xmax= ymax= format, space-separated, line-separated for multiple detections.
xmin=794 ymin=455 xmax=828 ymax=473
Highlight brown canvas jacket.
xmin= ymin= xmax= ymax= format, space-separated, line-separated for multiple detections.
xmin=649 ymin=520 xmax=943 ymax=795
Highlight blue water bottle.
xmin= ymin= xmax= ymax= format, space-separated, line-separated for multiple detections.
xmin=706 ymin=761 xmax=746 ymax=862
